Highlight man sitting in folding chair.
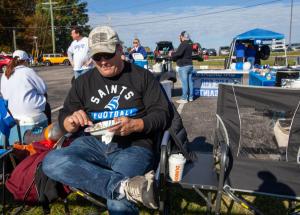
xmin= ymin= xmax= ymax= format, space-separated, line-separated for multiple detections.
xmin=42 ymin=26 xmax=171 ymax=214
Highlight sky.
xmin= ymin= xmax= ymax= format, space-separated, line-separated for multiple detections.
xmin=86 ymin=0 xmax=300 ymax=50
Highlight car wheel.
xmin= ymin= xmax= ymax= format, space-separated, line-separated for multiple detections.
xmin=45 ymin=61 xmax=51 ymax=66
xmin=1 ymin=65 xmax=7 ymax=73
xmin=63 ymin=59 xmax=70 ymax=66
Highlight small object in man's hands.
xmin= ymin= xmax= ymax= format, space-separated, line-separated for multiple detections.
xmin=84 ymin=120 xmax=121 ymax=136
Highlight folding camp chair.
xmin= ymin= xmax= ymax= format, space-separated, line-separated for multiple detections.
xmin=0 ymin=98 xmax=18 ymax=214
xmin=158 ymin=126 xmax=224 ymax=214
xmin=214 ymin=84 xmax=300 ymax=214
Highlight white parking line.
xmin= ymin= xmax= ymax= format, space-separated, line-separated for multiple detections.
xmin=51 ymin=105 xmax=63 ymax=113
xmin=177 ymin=103 xmax=185 ymax=114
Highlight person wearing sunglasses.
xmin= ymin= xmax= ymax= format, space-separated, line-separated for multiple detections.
xmin=42 ymin=26 xmax=171 ymax=214
xmin=129 ymin=38 xmax=147 ymax=61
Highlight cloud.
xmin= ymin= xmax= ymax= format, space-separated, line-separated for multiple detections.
xmin=88 ymin=2 xmax=300 ymax=50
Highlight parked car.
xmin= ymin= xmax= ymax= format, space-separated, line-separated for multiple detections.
xmin=191 ymin=42 xmax=203 ymax=61
xmin=271 ymin=40 xmax=286 ymax=52
xmin=154 ymin=41 xmax=174 ymax=61
xmin=287 ymin=43 xmax=300 ymax=51
xmin=0 ymin=55 xmax=12 ymax=73
xmin=207 ymin=48 xmax=217 ymax=56
xmin=219 ymin=46 xmax=230 ymax=56
xmin=201 ymin=48 xmax=208 ymax=56
xmin=42 ymin=53 xmax=70 ymax=66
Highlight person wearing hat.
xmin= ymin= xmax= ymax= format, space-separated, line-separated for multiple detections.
xmin=0 ymin=50 xmax=51 ymax=145
xmin=169 ymin=31 xmax=194 ymax=104
xmin=42 ymin=26 xmax=171 ymax=213
xmin=1 ymin=50 xmax=50 ymax=122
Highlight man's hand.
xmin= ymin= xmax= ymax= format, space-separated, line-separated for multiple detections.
xmin=63 ymin=110 xmax=93 ymax=133
xmin=109 ymin=117 xmax=144 ymax=136
xmin=130 ymin=47 xmax=135 ymax=53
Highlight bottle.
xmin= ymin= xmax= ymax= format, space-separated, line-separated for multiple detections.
xmin=23 ymin=122 xmax=65 ymax=144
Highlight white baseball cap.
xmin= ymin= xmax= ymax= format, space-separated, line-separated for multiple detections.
xmin=12 ymin=50 xmax=29 ymax=61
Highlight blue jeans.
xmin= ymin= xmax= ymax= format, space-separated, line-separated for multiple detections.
xmin=42 ymin=136 xmax=153 ymax=215
xmin=247 ymin=57 xmax=255 ymax=69
xmin=74 ymin=68 xmax=91 ymax=79
xmin=178 ymin=65 xmax=194 ymax=100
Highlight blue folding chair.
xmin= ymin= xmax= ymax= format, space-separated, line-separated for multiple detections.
xmin=0 ymin=98 xmax=17 ymax=214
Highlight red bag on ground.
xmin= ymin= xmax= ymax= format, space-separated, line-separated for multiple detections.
xmin=6 ymin=139 xmax=71 ymax=204
xmin=6 ymin=147 xmax=49 ymax=203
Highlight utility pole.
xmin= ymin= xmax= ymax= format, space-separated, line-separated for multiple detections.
xmin=49 ymin=0 xmax=55 ymax=53
xmin=42 ymin=0 xmax=57 ymax=54
xmin=13 ymin=30 xmax=17 ymax=51
xmin=288 ymin=0 xmax=294 ymax=49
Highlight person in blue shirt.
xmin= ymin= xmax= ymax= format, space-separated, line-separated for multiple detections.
xmin=129 ymin=38 xmax=147 ymax=60
xmin=235 ymin=41 xmax=246 ymax=62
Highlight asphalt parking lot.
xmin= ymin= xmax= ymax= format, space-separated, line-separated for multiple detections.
xmin=1 ymin=65 xmax=217 ymax=144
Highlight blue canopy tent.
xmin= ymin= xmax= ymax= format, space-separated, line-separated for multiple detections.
xmin=235 ymin=28 xmax=284 ymax=41
xmin=226 ymin=28 xmax=287 ymax=68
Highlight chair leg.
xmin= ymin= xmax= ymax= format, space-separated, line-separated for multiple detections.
xmin=215 ymin=189 xmax=222 ymax=215
xmin=63 ymin=198 xmax=70 ymax=215
xmin=2 ymin=156 xmax=6 ymax=215
xmin=207 ymin=192 xmax=212 ymax=214
xmin=159 ymin=187 xmax=169 ymax=215
xmin=224 ymin=186 xmax=264 ymax=215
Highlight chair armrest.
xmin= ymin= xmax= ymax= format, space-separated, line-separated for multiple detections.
xmin=0 ymin=148 xmax=13 ymax=159
xmin=53 ymin=133 xmax=72 ymax=149
xmin=159 ymin=131 xmax=171 ymax=186
xmin=160 ymin=131 xmax=170 ymax=174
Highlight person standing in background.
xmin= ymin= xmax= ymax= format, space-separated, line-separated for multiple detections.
xmin=170 ymin=31 xmax=194 ymax=104
xmin=67 ymin=26 xmax=93 ymax=79
xmin=129 ymin=38 xmax=147 ymax=61
xmin=235 ymin=41 xmax=246 ymax=63
xmin=245 ymin=44 xmax=256 ymax=68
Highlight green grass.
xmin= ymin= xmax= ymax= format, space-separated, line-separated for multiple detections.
xmin=5 ymin=188 xmax=299 ymax=215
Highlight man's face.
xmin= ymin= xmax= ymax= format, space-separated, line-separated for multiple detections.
xmin=179 ymin=35 xmax=183 ymax=42
xmin=71 ymin=30 xmax=80 ymax=41
xmin=93 ymin=46 xmax=124 ymax=78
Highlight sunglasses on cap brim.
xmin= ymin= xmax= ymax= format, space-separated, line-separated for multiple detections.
xmin=92 ymin=52 xmax=116 ymax=61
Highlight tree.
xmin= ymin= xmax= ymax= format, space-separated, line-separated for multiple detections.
xmin=45 ymin=0 xmax=90 ymax=53
xmin=0 ymin=0 xmax=90 ymax=54
xmin=0 ymin=0 xmax=36 ymax=52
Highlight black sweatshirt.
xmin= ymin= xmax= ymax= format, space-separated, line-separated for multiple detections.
xmin=58 ymin=61 xmax=171 ymax=150
xmin=171 ymin=40 xmax=193 ymax=67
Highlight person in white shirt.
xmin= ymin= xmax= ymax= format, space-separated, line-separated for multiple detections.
xmin=0 ymin=50 xmax=50 ymax=123
xmin=67 ymin=26 xmax=93 ymax=79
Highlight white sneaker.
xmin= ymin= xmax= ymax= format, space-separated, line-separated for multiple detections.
xmin=176 ymin=99 xmax=188 ymax=104
xmin=189 ymin=98 xmax=194 ymax=102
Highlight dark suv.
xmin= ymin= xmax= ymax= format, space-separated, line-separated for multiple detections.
xmin=154 ymin=41 xmax=174 ymax=61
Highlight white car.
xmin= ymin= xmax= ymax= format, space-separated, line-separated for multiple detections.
xmin=287 ymin=43 xmax=300 ymax=51
xmin=271 ymin=40 xmax=286 ymax=52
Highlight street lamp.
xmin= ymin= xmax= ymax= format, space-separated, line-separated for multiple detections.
xmin=33 ymin=36 xmax=38 ymax=64
xmin=288 ymin=0 xmax=294 ymax=50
